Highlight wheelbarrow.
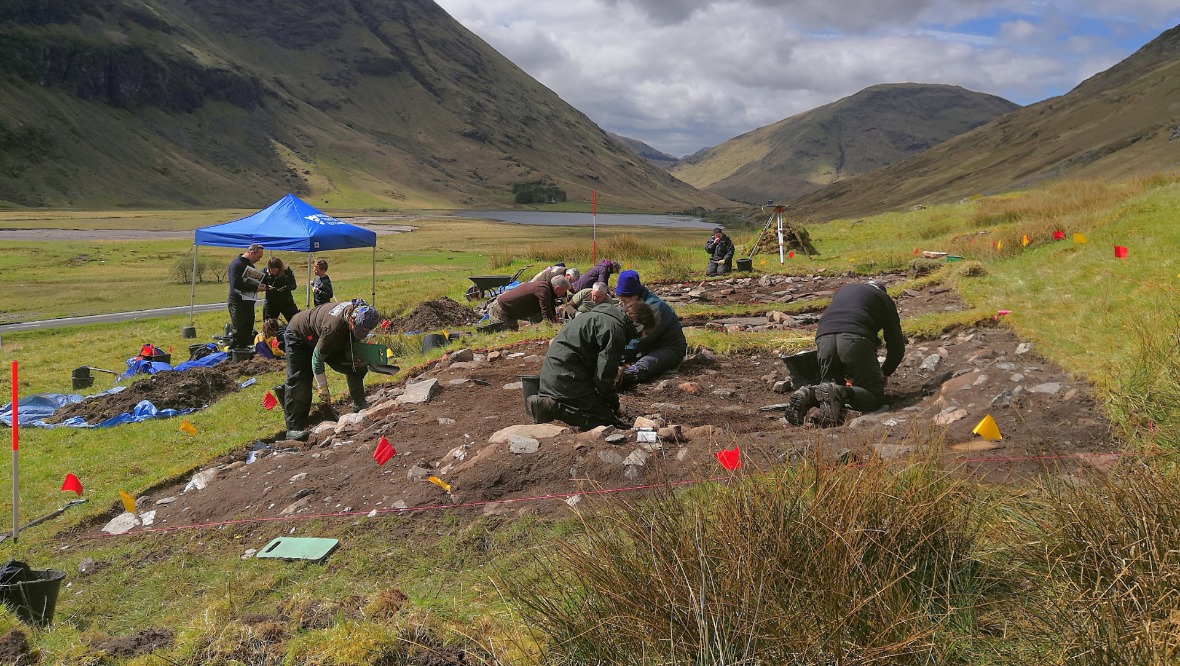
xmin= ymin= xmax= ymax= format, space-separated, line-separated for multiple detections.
xmin=465 ymin=266 xmax=529 ymax=302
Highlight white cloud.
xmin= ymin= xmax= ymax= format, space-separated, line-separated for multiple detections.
xmin=433 ymin=0 xmax=1180 ymax=156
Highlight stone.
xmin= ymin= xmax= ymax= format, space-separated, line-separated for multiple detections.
xmin=1029 ymin=382 xmax=1062 ymax=395
xmin=653 ymin=380 xmax=671 ymax=392
xmin=407 ymin=465 xmax=431 ymax=481
xmin=1015 ymin=342 xmax=1033 ymax=355
xmin=995 ymin=362 xmax=1016 ymax=371
xmin=449 ymin=348 xmax=475 ymax=363
xmin=605 ymin=434 xmax=627 ymax=444
xmin=991 ymin=390 xmax=1013 ymax=408
xmin=598 ymin=450 xmax=624 ymax=464
xmin=933 ymin=407 xmax=969 ymax=426
xmin=155 ymin=496 xmax=177 ymax=506
xmin=506 ymin=352 xmax=526 ymax=359
xmin=658 ymin=425 xmax=684 ymax=441
xmin=101 ymin=512 xmax=140 ymax=535
xmin=565 ymin=495 xmax=582 ymax=508
xmin=503 ymin=381 xmax=523 ymax=390
xmin=1010 ymin=373 xmax=1025 ymax=382
xmin=682 ymin=425 xmax=723 ymax=441
xmin=361 ymin=400 xmax=399 ymax=421
xmin=448 ymin=361 xmax=483 ymax=370
xmin=687 ymin=289 xmax=707 ymax=299
xmin=280 ymin=498 xmax=310 ymax=516
xmin=773 ymin=381 xmax=791 ymax=394
xmin=623 ymin=449 xmax=651 ymax=466
xmin=290 ymin=472 xmax=308 ymax=483
xmin=508 ymin=435 xmax=541 ymax=454
xmin=78 ymin=557 xmax=100 ymax=574
xmin=576 ymin=425 xmax=615 ymax=443
xmin=712 ymin=388 xmax=736 ymax=398
xmin=678 ymin=382 xmax=703 ymax=395
xmin=334 ymin=412 xmax=366 ymax=433
xmin=848 ymin=413 xmax=893 ymax=429
xmin=312 ymin=421 xmax=338 ymax=435
xmin=242 ymin=549 xmax=258 ymax=560
xmin=1064 ymin=388 xmax=1078 ymax=401
xmin=633 ymin=416 xmax=660 ymax=429
xmin=438 ymin=417 xmax=456 ymax=425
xmin=920 ymin=354 xmax=942 ymax=371
xmin=650 ymin=402 xmax=682 ymax=411
xmin=184 ymin=469 xmax=218 ymax=493
xmin=873 ymin=444 xmax=912 ymax=461
xmin=397 ymin=379 xmax=442 ymax=405
xmin=487 ymin=351 xmax=502 ymax=361
xmin=950 ymin=441 xmax=1001 ymax=453
xmin=447 ymin=378 xmax=470 ymax=386
xmin=489 ymin=423 xmax=571 ymax=443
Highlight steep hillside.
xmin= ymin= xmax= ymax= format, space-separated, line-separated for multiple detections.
xmin=606 ymin=131 xmax=679 ymax=169
xmin=791 ymin=25 xmax=1180 ymax=221
xmin=670 ymin=84 xmax=1018 ymax=204
xmin=0 ymin=0 xmax=725 ymax=210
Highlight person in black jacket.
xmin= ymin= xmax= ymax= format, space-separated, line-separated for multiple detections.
xmin=226 ymin=244 xmax=267 ymax=350
xmin=786 ymin=281 xmax=905 ymax=426
xmin=312 ymin=258 xmax=334 ymax=306
xmin=705 ymin=227 xmax=735 ymax=276
xmin=262 ymin=256 xmax=300 ymax=323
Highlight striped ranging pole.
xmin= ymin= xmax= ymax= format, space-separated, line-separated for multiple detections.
xmin=10 ymin=361 xmax=17 ymax=543
xmin=591 ymin=190 xmax=597 ymax=264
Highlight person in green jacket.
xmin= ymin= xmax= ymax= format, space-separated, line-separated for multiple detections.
xmin=528 ymin=300 xmax=656 ymax=430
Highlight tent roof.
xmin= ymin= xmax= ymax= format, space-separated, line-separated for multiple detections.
xmin=193 ymin=194 xmax=376 ymax=252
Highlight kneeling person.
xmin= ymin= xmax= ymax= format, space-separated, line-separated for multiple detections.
xmin=529 ymin=301 xmax=656 ymax=431
xmin=282 ymin=300 xmax=380 ymax=441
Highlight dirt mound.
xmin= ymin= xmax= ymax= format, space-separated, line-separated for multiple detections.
xmin=48 ymin=367 xmax=242 ymax=425
xmin=387 ymin=297 xmax=479 ymax=332
xmin=90 ymin=628 xmax=174 ymax=659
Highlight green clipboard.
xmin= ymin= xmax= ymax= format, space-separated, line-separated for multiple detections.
xmin=256 ymin=537 xmax=339 ymax=563
xmin=351 ymin=341 xmax=389 ymax=365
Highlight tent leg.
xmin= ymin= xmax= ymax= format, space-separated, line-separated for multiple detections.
xmin=188 ymin=244 xmax=198 ymax=325
xmin=371 ymin=247 xmax=376 ymax=308
xmin=306 ymin=254 xmax=313 ymax=308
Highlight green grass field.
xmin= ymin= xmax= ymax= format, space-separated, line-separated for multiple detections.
xmin=2 ymin=174 xmax=1180 ymax=663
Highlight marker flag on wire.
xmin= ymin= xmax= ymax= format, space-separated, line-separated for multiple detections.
xmin=913 ymin=247 xmax=920 ymax=256
xmin=715 ymin=446 xmax=741 ymax=471
xmin=262 ymin=391 xmax=278 ymax=411
xmin=1114 ymin=245 xmax=1128 ymax=259
xmin=428 ymin=475 xmax=452 ymax=493
xmin=118 ymin=489 xmax=137 ymax=514
xmin=179 ymin=420 xmax=197 ymax=435
xmin=788 ymin=250 xmax=795 ymax=259
xmin=373 ymin=436 xmax=395 ymax=466
xmin=1021 ymin=234 xmax=1030 ymax=247
xmin=1074 ymin=233 xmax=1088 ymax=244
xmin=996 ymin=240 xmax=1004 ymax=251
xmin=61 ymin=473 xmax=83 ymax=496
xmin=1053 ymin=230 xmax=1065 ymax=241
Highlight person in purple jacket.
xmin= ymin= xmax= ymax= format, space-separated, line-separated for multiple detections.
xmin=572 ymin=259 xmax=621 ymax=292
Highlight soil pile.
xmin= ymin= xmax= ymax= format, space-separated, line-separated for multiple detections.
xmin=48 ymin=367 xmax=242 ymax=424
xmin=387 ymin=297 xmax=479 ymax=332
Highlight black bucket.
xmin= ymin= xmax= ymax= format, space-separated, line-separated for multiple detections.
xmin=519 ymin=375 xmax=540 ymax=418
xmin=736 ymin=258 xmax=753 ymax=272
xmin=0 ymin=569 xmax=65 ymax=627
xmin=780 ymin=349 xmax=820 ymax=389
xmin=181 ymin=326 xmax=197 ymax=339
xmin=230 ymin=348 xmax=255 ymax=363
xmin=421 ymin=333 xmax=448 ymax=354
xmin=149 ymin=353 xmax=171 ymax=365
xmin=71 ymin=367 xmax=94 ymax=391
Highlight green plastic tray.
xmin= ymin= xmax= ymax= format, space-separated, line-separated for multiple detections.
xmin=255 ymin=537 xmax=339 ymax=563
xmin=351 ymin=342 xmax=389 ymax=365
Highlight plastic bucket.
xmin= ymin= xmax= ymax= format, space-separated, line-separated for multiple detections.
xmin=779 ymin=349 xmax=820 ymax=389
xmin=230 ymin=348 xmax=255 ymax=362
xmin=735 ymin=258 xmax=753 ymax=272
xmin=0 ymin=569 xmax=65 ymax=627
xmin=150 ymin=353 xmax=171 ymax=365
xmin=181 ymin=326 xmax=197 ymax=339
xmin=421 ymin=333 xmax=448 ymax=353
xmin=71 ymin=367 xmax=94 ymax=391
xmin=519 ymin=375 xmax=541 ymax=418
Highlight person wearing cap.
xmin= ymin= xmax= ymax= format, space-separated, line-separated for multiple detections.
xmin=529 ymin=300 xmax=657 ymax=430
xmin=705 ymin=227 xmax=735 ymax=277
xmin=786 ymin=281 xmax=905 ymax=427
xmin=572 ymin=259 xmax=621 ymax=292
xmin=280 ymin=299 xmax=380 ymax=441
xmin=613 ymin=270 xmax=687 ymax=389
xmin=477 ymin=275 xmax=570 ymax=333
xmin=558 ymin=281 xmax=615 ymax=319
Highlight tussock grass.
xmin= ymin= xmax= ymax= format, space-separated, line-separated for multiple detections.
xmin=510 ymin=459 xmax=984 ymax=665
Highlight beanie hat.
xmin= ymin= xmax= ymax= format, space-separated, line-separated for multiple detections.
xmin=713 ymin=227 xmax=723 ymax=234
xmin=615 ymin=270 xmax=642 ymax=297
xmin=351 ymin=305 xmax=380 ymax=339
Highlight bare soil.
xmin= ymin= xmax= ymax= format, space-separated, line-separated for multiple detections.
xmin=386 ymin=296 xmax=480 ymax=333
xmin=90 ymin=273 xmax=1118 ymax=535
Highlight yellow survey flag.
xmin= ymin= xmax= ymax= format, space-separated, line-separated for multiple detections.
xmin=972 ymin=414 xmax=1002 ymax=441
xmin=996 ymin=240 xmax=1003 ymax=251
xmin=1021 ymin=234 xmax=1030 ymax=247
xmin=119 ymin=489 xmax=137 ymax=514
xmin=1073 ymin=233 xmax=1088 ymax=244
xmin=179 ymin=420 xmax=197 ymax=435
xmin=427 ymin=476 xmax=452 ymax=493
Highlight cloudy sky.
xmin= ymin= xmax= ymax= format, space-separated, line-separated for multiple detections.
xmin=432 ymin=0 xmax=1180 ymax=158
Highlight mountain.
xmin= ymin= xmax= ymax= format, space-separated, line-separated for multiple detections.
xmin=0 ymin=0 xmax=726 ymax=210
xmin=606 ymin=132 xmax=679 ymax=169
xmin=790 ymin=25 xmax=1180 ymax=220
xmin=669 ymin=84 xmax=1019 ymax=204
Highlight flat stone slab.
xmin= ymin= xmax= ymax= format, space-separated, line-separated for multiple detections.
xmin=489 ymin=423 xmax=571 ymax=443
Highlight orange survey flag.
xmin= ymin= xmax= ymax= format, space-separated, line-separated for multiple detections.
xmin=179 ymin=420 xmax=197 ymax=435
xmin=61 ymin=473 xmax=83 ymax=496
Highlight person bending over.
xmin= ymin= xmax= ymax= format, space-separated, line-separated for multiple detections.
xmin=614 ymin=270 xmax=687 ymax=389
xmin=477 ymin=275 xmax=570 ymax=333
xmin=558 ymin=281 xmax=615 ymax=319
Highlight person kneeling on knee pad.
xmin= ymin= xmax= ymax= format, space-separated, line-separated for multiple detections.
xmin=613 ymin=270 xmax=687 ymax=388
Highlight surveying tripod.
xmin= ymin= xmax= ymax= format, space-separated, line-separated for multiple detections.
xmin=748 ymin=205 xmax=792 ymax=265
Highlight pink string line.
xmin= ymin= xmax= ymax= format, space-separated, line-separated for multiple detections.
xmin=79 ymin=448 xmax=1156 ymax=541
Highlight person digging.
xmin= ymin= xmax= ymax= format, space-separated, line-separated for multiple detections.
xmin=280 ymin=300 xmax=380 ymax=441
xmin=786 ymin=280 xmax=905 ymax=427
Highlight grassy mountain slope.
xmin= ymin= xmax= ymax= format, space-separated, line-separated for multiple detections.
xmin=790 ymin=25 xmax=1180 ymax=221
xmin=0 ymin=0 xmax=726 ymax=210
xmin=670 ymin=83 xmax=1018 ymax=204
xmin=606 ymin=131 xmax=680 ymax=168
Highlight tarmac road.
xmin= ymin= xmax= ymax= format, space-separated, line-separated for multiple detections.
xmin=0 ymin=303 xmax=225 ymax=334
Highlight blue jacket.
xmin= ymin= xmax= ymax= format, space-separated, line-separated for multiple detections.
xmin=625 ymin=287 xmax=686 ymax=358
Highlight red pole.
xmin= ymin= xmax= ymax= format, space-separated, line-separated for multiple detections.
xmin=10 ymin=361 xmax=17 ymax=542
xmin=592 ymin=190 xmax=598 ymax=264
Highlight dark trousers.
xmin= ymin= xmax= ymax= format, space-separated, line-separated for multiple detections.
xmin=707 ymin=259 xmax=731 ymax=276
xmin=626 ymin=345 xmax=685 ymax=382
xmin=282 ymin=334 xmax=368 ymax=431
xmin=816 ymin=332 xmax=884 ymax=411
xmin=263 ymin=298 xmax=299 ymax=324
xmin=227 ymin=298 xmax=256 ymax=349
xmin=542 ymin=391 xmax=625 ymax=431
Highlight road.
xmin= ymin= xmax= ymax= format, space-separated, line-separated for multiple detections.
xmin=0 ymin=303 xmax=225 ymax=334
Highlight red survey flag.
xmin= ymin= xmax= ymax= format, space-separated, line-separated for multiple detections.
xmin=262 ymin=391 xmax=278 ymax=411
xmin=1114 ymin=245 xmax=1128 ymax=259
xmin=788 ymin=250 xmax=795 ymax=259
xmin=373 ymin=436 xmax=396 ymax=466
xmin=61 ymin=473 xmax=83 ymax=496
xmin=715 ymin=446 xmax=741 ymax=471
xmin=913 ymin=247 xmax=919 ymax=255
xmin=1052 ymin=230 xmax=1065 ymax=241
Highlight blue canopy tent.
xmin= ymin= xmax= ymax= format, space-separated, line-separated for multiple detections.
xmin=187 ymin=193 xmax=378 ymax=331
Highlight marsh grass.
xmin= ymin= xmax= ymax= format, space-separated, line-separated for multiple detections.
xmin=510 ymin=458 xmax=984 ymax=665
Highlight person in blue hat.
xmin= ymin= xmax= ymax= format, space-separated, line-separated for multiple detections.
xmin=613 ymin=270 xmax=687 ymax=389
xmin=280 ymin=299 xmax=380 ymax=441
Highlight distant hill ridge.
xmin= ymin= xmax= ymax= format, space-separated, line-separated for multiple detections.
xmin=0 ymin=0 xmax=726 ymax=210
xmin=670 ymin=83 xmax=1019 ymax=204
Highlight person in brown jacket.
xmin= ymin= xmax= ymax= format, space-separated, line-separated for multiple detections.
xmin=478 ymin=275 xmax=570 ymax=333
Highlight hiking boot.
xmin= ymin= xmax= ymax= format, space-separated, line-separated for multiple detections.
xmin=814 ymin=383 xmax=848 ymax=427
xmin=785 ymin=385 xmax=816 ymax=426
xmin=285 ymin=429 xmax=310 ymax=442
xmin=616 ymin=368 xmax=640 ymax=392
xmin=352 ymin=400 xmax=369 ymax=414
xmin=527 ymin=395 xmax=557 ymax=424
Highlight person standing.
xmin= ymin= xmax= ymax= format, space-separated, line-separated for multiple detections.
xmin=227 ymin=244 xmax=267 ymax=350
xmin=614 ymin=270 xmax=687 ymax=388
xmin=705 ymin=227 xmax=735 ymax=276
xmin=477 ymin=275 xmax=570 ymax=333
xmin=786 ymin=281 xmax=905 ymax=426
xmin=262 ymin=256 xmax=300 ymax=323
xmin=311 ymin=258 xmax=333 ymax=306
xmin=281 ymin=300 xmax=380 ymax=441
xmin=529 ymin=300 xmax=656 ymax=430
